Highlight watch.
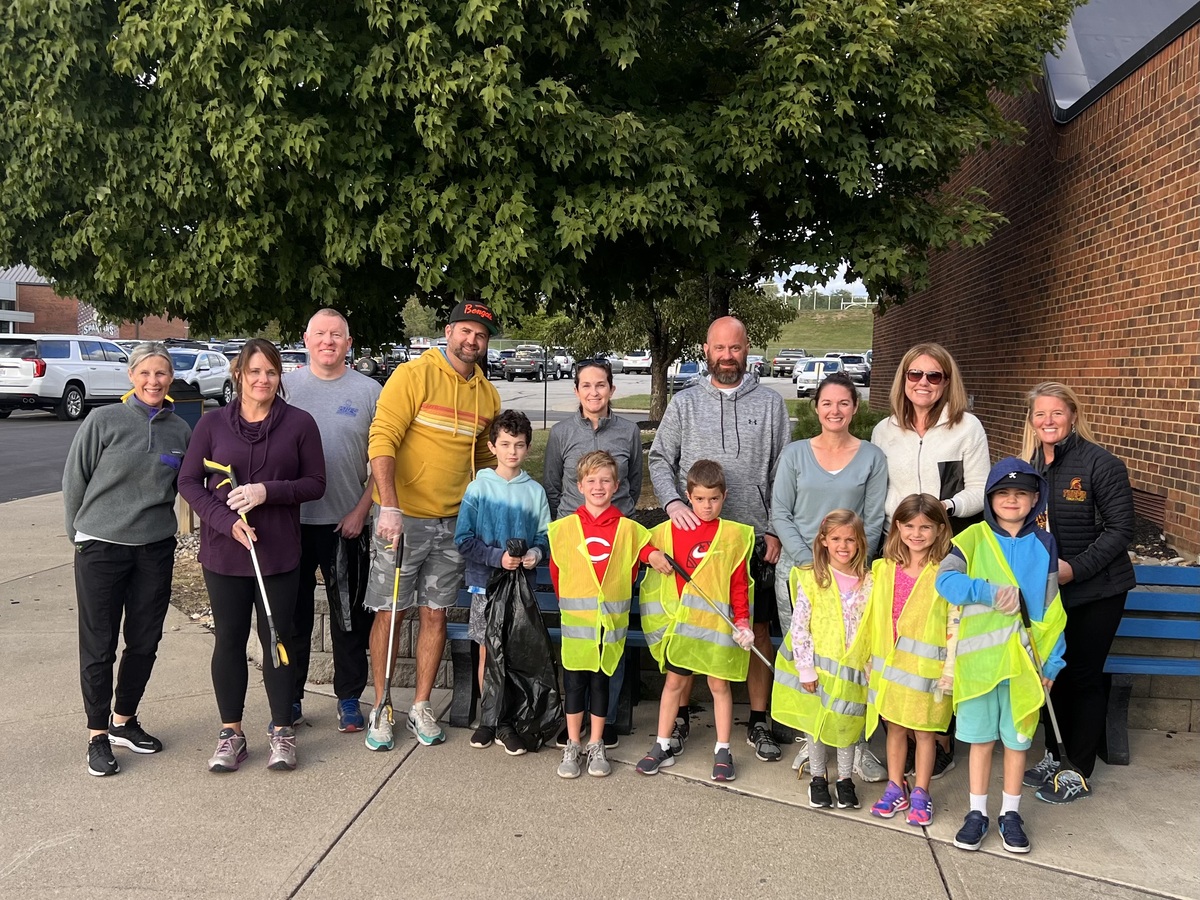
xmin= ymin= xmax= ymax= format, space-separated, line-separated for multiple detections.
xmin=946 ymin=499 xmax=956 ymax=516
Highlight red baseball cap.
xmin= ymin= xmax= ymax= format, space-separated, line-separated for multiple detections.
xmin=448 ymin=300 xmax=500 ymax=336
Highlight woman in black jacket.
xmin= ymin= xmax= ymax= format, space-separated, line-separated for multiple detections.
xmin=1021 ymin=382 xmax=1136 ymax=803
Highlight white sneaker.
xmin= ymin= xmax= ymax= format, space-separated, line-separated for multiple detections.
xmin=364 ymin=705 xmax=394 ymax=751
xmin=791 ymin=738 xmax=809 ymax=771
xmin=558 ymin=741 xmax=582 ymax=779
xmin=586 ymin=741 xmax=611 ymax=777
xmin=853 ymin=742 xmax=887 ymax=783
xmin=407 ymin=702 xmax=446 ymax=746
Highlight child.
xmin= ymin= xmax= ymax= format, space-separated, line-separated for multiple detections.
xmin=454 ymin=410 xmax=551 ymax=755
xmin=548 ymin=450 xmax=671 ymax=779
xmin=936 ymin=458 xmax=1066 ymax=855
xmin=635 ymin=460 xmax=757 ymax=782
xmin=771 ymin=509 xmax=872 ymax=811
xmin=862 ymin=494 xmax=954 ymax=825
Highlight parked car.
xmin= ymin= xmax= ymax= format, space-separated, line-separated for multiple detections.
xmin=835 ymin=353 xmax=871 ymax=385
xmin=355 ymin=347 xmax=410 ymax=385
xmin=621 ymin=350 xmax=652 ymax=375
xmin=504 ymin=348 xmax=550 ymax=382
xmin=0 ymin=333 xmax=132 ymax=420
xmin=747 ymin=355 xmax=766 ymax=377
xmin=550 ymin=347 xmax=575 ymax=379
xmin=668 ymin=360 xmax=707 ymax=391
xmin=168 ymin=349 xmax=234 ymax=406
xmin=279 ymin=349 xmax=310 ymax=373
xmin=770 ymin=348 xmax=809 ymax=378
xmin=795 ymin=357 xmax=845 ymax=398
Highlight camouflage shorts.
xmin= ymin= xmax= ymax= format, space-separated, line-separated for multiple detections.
xmin=363 ymin=509 xmax=464 ymax=612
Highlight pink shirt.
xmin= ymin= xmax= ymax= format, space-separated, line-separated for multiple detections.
xmin=892 ymin=567 xmax=918 ymax=641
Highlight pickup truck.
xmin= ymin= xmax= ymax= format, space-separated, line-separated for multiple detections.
xmin=504 ymin=348 xmax=550 ymax=382
xmin=770 ymin=348 xmax=809 ymax=378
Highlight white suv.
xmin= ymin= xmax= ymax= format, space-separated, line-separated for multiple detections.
xmin=0 ymin=334 xmax=132 ymax=420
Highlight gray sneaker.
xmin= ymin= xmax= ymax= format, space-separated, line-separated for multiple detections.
xmin=853 ymin=742 xmax=887 ymax=783
xmin=558 ymin=740 xmax=582 ymax=779
xmin=364 ymin=705 xmax=394 ymax=751
xmin=208 ymin=728 xmax=248 ymax=773
xmin=1023 ymin=749 xmax=1061 ymax=788
xmin=267 ymin=725 xmax=297 ymax=771
xmin=407 ymin=703 xmax=446 ymax=746
xmin=791 ymin=738 xmax=809 ymax=772
xmin=586 ymin=741 xmax=611 ymax=777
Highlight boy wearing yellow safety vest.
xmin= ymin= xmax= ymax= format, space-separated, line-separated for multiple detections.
xmin=771 ymin=509 xmax=872 ymax=811
xmin=635 ymin=460 xmax=756 ymax=782
xmin=548 ymin=451 xmax=672 ymax=779
xmin=936 ymin=457 xmax=1066 ymax=855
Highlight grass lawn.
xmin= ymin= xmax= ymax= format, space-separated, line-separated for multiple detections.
xmin=753 ymin=307 xmax=874 ymax=357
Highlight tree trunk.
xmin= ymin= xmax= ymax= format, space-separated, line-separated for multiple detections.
xmin=649 ymin=354 xmax=672 ymax=422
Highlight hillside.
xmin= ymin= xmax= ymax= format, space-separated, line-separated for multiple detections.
xmin=753 ymin=307 xmax=874 ymax=358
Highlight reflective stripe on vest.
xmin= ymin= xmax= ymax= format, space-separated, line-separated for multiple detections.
xmin=548 ymin=514 xmax=646 ymax=676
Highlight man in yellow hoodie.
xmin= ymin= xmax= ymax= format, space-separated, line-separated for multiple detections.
xmin=364 ymin=301 xmax=502 ymax=751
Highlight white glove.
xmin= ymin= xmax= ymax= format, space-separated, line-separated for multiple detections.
xmin=993 ymin=585 xmax=1020 ymax=615
xmin=375 ymin=507 xmax=404 ymax=544
xmin=733 ymin=621 xmax=755 ymax=650
xmin=226 ymin=483 xmax=266 ymax=516
xmin=521 ymin=549 xmax=541 ymax=569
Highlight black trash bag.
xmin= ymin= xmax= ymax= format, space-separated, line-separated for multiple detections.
xmin=480 ymin=538 xmax=564 ymax=751
xmin=750 ymin=534 xmax=777 ymax=632
xmin=323 ymin=524 xmax=371 ymax=632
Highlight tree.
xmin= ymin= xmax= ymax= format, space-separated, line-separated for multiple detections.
xmin=400 ymin=296 xmax=438 ymax=344
xmin=0 ymin=1 xmax=1077 ymax=335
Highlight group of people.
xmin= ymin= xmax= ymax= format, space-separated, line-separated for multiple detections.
xmin=65 ymin=306 xmax=1138 ymax=856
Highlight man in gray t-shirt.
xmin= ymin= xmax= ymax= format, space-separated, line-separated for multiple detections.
xmin=282 ymin=309 xmax=382 ymax=733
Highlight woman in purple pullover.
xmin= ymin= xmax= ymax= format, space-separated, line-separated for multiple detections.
xmin=179 ymin=339 xmax=325 ymax=773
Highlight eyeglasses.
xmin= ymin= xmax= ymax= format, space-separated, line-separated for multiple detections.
xmin=905 ymin=369 xmax=945 ymax=385
xmin=575 ymin=357 xmax=613 ymax=375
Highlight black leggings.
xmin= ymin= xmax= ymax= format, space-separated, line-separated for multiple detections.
xmin=563 ymin=669 xmax=610 ymax=718
xmin=204 ymin=567 xmax=300 ymax=727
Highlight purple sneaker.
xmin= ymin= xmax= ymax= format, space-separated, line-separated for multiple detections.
xmin=870 ymin=780 xmax=910 ymax=818
xmin=906 ymin=786 xmax=933 ymax=826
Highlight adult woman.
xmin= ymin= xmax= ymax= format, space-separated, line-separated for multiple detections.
xmin=871 ymin=342 xmax=990 ymax=779
xmin=63 ymin=342 xmax=192 ymax=777
xmin=178 ymin=339 xmax=325 ymax=773
xmin=542 ymin=357 xmax=644 ymax=749
xmin=871 ymin=342 xmax=990 ymax=531
xmin=772 ymin=372 xmax=888 ymax=631
xmin=1021 ymin=382 xmax=1135 ymax=803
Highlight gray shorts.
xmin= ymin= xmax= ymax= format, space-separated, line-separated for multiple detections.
xmin=364 ymin=510 xmax=464 ymax=613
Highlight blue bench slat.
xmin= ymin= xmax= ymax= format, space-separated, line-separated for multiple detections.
xmin=1116 ymin=619 xmax=1200 ymax=640
xmin=1124 ymin=590 xmax=1200 ymax=615
xmin=1105 ymin=655 xmax=1200 ymax=676
xmin=1132 ymin=565 xmax=1200 ymax=587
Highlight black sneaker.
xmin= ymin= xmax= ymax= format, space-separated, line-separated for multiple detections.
xmin=808 ymin=775 xmax=833 ymax=808
xmin=554 ymin=725 xmax=571 ymax=748
xmin=998 ymin=811 xmax=1031 ymax=853
xmin=953 ymin=811 xmax=989 ymax=851
xmin=636 ymin=743 xmax=676 ymax=775
xmin=87 ymin=734 xmax=119 ymax=777
xmin=108 ymin=716 xmax=163 ymax=754
xmin=835 ymin=778 xmax=860 ymax=809
xmin=748 ymin=722 xmax=782 ymax=762
xmin=931 ymin=741 xmax=956 ymax=780
xmin=668 ymin=716 xmax=688 ymax=755
xmin=602 ymin=723 xmax=619 ymax=749
xmin=496 ymin=726 xmax=528 ymax=756
xmin=469 ymin=726 xmax=495 ymax=749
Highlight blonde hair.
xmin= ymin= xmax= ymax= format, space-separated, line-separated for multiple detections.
xmin=887 ymin=342 xmax=968 ymax=430
xmin=576 ymin=449 xmax=618 ymax=483
xmin=1021 ymin=382 xmax=1097 ymax=460
xmin=809 ymin=509 xmax=868 ymax=589
xmin=882 ymin=494 xmax=952 ymax=568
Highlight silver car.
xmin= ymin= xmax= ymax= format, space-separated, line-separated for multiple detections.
xmin=169 ymin=349 xmax=234 ymax=406
xmin=0 ymin=334 xmax=131 ymax=420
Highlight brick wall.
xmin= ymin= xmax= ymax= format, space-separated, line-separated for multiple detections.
xmin=872 ymin=26 xmax=1200 ymax=557
xmin=117 ymin=314 xmax=189 ymax=341
xmin=16 ymin=285 xmax=189 ymax=341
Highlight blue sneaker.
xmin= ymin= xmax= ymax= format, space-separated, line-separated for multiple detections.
xmin=953 ymin=811 xmax=989 ymax=851
xmin=998 ymin=811 xmax=1031 ymax=853
xmin=337 ymin=698 xmax=365 ymax=733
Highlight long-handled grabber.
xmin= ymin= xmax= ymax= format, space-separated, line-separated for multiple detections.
xmin=204 ymin=458 xmax=288 ymax=668
xmin=663 ymin=554 xmax=774 ymax=670
xmin=370 ymin=535 xmax=405 ymax=743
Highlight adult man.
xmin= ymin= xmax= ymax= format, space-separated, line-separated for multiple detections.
xmin=649 ymin=316 xmax=791 ymax=762
xmin=283 ymin=309 xmax=381 ymax=733
xmin=365 ymin=300 xmax=501 ymax=750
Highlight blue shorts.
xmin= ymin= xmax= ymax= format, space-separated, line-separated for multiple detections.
xmin=955 ymin=680 xmax=1034 ymax=751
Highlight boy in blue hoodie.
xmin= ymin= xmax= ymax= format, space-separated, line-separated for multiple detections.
xmin=454 ymin=410 xmax=552 ymax=754
xmin=936 ymin=457 xmax=1066 ymax=855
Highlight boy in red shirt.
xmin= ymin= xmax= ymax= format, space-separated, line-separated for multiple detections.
xmin=548 ymin=451 xmax=671 ymax=779
xmin=636 ymin=459 xmax=756 ymax=781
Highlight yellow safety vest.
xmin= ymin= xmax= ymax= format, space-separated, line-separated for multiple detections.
xmin=639 ymin=519 xmax=755 ymax=681
xmin=864 ymin=559 xmax=952 ymax=737
xmin=950 ymin=526 xmax=1067 ymax=740
xmin=771 ymin=566 xmax=868 ymax=747
xmin=548 ymin=514 xmax=648 ymax=676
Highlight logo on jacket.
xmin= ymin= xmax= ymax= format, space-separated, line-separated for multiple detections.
xmin=685 ymin=541 xmax=711 ymax=572
xmin=1062 ymin=477 xmax=1088 ymax=502
xmin=584 ymin=536 xmax=612 ymax=563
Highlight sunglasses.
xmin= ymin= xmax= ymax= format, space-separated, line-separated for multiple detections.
xmin=905 ymin=369 xmax=946 ymax=385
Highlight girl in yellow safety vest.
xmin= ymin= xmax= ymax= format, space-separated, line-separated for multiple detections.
xmin=862 ymin=494 xmax=954 ymax=825
xmin=775 ymin=509 xmax=871 ymax=811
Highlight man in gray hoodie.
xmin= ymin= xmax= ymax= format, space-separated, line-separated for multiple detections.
xmin=649 ymin=316 xmax=792 ymax=762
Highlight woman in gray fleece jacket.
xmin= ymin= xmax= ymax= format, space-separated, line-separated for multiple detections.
xmin=62 ymin=342 xmax=192 ymax=777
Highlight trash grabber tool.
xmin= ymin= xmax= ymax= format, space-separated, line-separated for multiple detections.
xmin=204 ymin=458 xmax=288 ymax=668
xmin=1017 ymin=591 xmax=1086 ymax=792
xmin=372 ymin=534 xmax=405 ymax=739
xmin=664 ymin=554 xmax=774 ymax=670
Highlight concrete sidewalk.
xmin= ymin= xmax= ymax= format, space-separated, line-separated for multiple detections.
xmin=1 ymin=492 xmax=1196 ymax=900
